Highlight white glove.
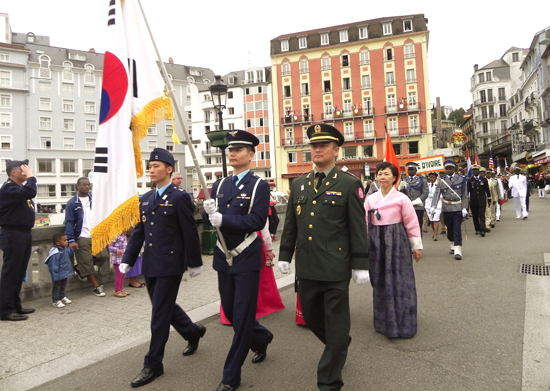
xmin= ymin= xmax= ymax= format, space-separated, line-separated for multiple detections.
xmin=203 ymin=199 xmax=217 ymax=215
xmin=210 ymin=212 xmax=222 ymax=228
xmin=353 ymin=270 xmax=370 ymax=285
xmin=188 ymin=266 xmax=203 ymax=277
xmin=411 ymin=198 xmax=423 ymax=207
xmin=119 ymin=263 xmax=131 ymax=274
xmin=397 ymin=181 xmax=408 ymax=191
xmin=278 ymin=261 xmax=290 ymax=274
xmin=462 ymin=208 xmax=468 ymax=218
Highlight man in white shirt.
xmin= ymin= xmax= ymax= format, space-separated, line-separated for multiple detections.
xmin=508 ymin=166 xmax=528 ymax=219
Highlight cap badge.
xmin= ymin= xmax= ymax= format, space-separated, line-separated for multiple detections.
xmin=229 ymin=131 xmax=237 ymax=136
xmin=314 ymin=125 xmax=321 ymax=133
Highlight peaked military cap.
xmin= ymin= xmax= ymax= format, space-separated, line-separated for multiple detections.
xmin=479 ymin=167 xmax=487 ymax=173
xmin=226 ymin=130 xmax=259 ymax=149
xmin=428 ymin=172 xmax=439 ymax=177
xmin=307 ymin=124 xmax=344 ymax=146
xmin=444 ymin=160 xmax=457 ymax=168
xmin=471 ymin=164 xmax=481 ymax=170
xmin=406 ymin=162 xmax=419 ymax=169
xmin=149 ymin=148 xmax=175 ymax=167
xmin=6 ymin=159 xmax=29 ymax=169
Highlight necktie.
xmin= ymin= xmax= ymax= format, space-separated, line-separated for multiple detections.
xmin=232 ymin=176 xmax=239 ymax=187
xmin=315 ymin=172 xmax=325 ymax=191
xmin=517 ymin=175 xmax=519 ymax=179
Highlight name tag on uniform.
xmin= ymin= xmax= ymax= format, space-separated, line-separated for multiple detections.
xmin=216 ymin=194 xmax=224 ymax=198
xmin=296 ymin=196 xmax=305 ymax=202
xmin=325 ymin=191 xmax=342 ymax=196
xmin=142 ymin=202 xmax=149 ymax=206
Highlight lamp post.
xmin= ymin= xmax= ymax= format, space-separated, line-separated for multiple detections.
xmin=207 ymin=75 xmax=229 ymax=176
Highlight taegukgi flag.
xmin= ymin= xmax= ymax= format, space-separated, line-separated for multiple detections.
xmin=91 ymin=0 xmax=173 ymax=255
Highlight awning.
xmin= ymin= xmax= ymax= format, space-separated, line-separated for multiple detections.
xmin=214 ymin=171 xmax=222 ymax=176
xmin=197 ymin=188 xmax=212 ymax=200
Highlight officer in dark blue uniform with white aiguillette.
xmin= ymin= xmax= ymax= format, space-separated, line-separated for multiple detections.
xmin=0 ymin=159 xmax=37 ymax=321
xmin=399 ymin=161 xmax=428 ymax=231
xmin=203 ymin=130 xmax=272 ymax=391
xmin=120 ymin=148 xmax=205 ymax=388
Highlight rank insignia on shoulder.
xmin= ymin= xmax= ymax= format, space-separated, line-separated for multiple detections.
xmin=325 ymin=191 xmax=342 ymax=196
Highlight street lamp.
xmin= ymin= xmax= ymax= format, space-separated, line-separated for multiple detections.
xmin=207 ymin=75 xmax=229 ymax=176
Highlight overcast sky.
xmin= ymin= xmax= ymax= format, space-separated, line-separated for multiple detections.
xmin=3 ymin=0 xmax=549 ymax=110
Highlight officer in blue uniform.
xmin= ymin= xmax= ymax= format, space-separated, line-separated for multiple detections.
xmin=467 ymin=165 xmax=491 ymax=236
xmin=120 ymin=148 xmax=204 ymax=388
xmin=400 ymin=161 xmax=429 ymax=231
xmin=0 ymin=159 xmax=37 ymax=321
xmin=203 ymin=130 xmax=272 ymax=391
xmin=431 ymin=160 xmax=469 ymax=260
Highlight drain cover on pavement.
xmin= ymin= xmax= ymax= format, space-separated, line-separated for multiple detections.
xmin=520 ymin=264 xmax=550 ymax=276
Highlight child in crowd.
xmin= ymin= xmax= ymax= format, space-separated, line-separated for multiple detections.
xmin=44 ymin=234 xmax=74 ymax=308
xmin=108 ymin=233 xmax=130 ymax=297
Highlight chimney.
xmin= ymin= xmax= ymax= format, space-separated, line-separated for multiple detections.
xmin=474 ymin=64 xmax=478 ymax=72
xmin=169 ymin=57 xmax=174 ymax=64
xmin=89 ymin=48 xmax=96 ymax=53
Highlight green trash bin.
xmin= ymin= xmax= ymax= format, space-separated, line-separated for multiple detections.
xmin=202 ymin=224 xmax=217 ymax=255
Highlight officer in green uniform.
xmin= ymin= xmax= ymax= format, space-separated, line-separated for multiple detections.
xmin=278 ymin=124 xmax=369 ymax=391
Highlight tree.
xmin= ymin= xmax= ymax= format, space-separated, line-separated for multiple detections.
xmin=447 ymin=107 xmax=466 ymax=126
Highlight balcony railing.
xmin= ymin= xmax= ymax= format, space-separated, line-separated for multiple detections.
xmin=280 ymin=114 xmax=314 ymax=124
xmin=280 ymin=137 xmax=309 ymax=146
xmin=201 ymin=149 xmax=221 ymax=156
xmin=474 ymin=98 xmax=496 ymax=105
xmin=320 ymin=108 xmax=375 ymax=120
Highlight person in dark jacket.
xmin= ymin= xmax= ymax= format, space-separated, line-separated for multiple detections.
xmin=0 ymin=159 xmax=37 ymax=321
xmin=45 ymin=234 xmax=74 ymax=308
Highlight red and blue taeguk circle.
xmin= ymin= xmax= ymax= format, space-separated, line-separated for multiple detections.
xmin=100 ymin=51 xmax=129 ymax=125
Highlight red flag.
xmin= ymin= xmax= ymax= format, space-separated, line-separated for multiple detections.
xmin=383 ymin=124 xmax=401 ymax=186
xmin=474 ymin=154 xmax=480 ymax=165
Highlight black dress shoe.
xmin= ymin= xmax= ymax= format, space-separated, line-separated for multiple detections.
xmin=490 ymin=224 xmax=495 ymax=228
xmin=183 ymin=324 xmax=206 ymax=356
xmin=216 ymin=382 xmax=239 ymax=391
xmin=485 ymin=228 xmax=491 ymax=233
xmin=480 ymin=231 xmax=485 ymax=237
xmin=17 ymin=308 xmax=35 ymax=315
xmin=252 ymin=332 xmax=273 ymax=364
xmin=1 ymin=313 xmax=28 ymax=321
xmin=475 ymin=231 xmax=480 ymax=235
xmin=130 ymin=365 xmax=164 ymax=388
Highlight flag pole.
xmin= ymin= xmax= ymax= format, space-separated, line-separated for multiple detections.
xmin=135 ymin=0 xmax=230 ymax=259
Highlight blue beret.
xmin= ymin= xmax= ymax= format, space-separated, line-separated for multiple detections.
xmin=6 ymin=159 xmax=29 ymax=169
xmin=306 ymin=124 xmax=344 ymax=146
xmin=444 ymin=160 xmax=456 ymax=167
xmin=149 ymin=148 xmax=175 ymax=167
xmin=226 ymin=130 xmax=259 ymax=149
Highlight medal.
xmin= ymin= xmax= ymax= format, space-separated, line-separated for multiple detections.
xmin=296 ymin=205 xmax=302 ymax=215
xmin=142 ymin=215 xmax=147 ymax=222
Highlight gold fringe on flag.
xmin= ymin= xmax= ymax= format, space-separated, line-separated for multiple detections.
xmin=171 ymin=118 xmax=180 ymax=144
xmin=91 ymin=195 xmax=141 ymax=255
xmin=130 ymin=94 xmax=173 ymax=177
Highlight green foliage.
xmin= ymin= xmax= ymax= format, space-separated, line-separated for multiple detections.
xmin=447 ymin=108 xmax=466 ymax=126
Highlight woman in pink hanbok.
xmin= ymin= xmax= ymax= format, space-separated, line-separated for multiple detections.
xmin=364 ymin=162 xmax=422 ymax=338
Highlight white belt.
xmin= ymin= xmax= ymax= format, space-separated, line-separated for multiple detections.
xmin=217 ymin=232 xmax=258 ymax=261
xmin=443 ymin=200 xmax=461 ymax=205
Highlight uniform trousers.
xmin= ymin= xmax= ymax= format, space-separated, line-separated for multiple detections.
xmin=485 ymin=202 xmax=497 ymax=226
xmin=0 ymin=229 xmax=32 ymax=316
xmin=218 ymin=270 xmax=271 ymax=386
xmin=143 ymin=274 xmax=198 ymax=369
xmin=513 ymin=195 xmax=528 ymax=218
xmin=299 ymin=278 xmax=350 ymax=391
xmin=443 ymin=211 xmax=463 ymax=246
xmin=414 ymin=210 xmax=424 ymax=236
xmin=470 ymin=204 xmax=487 ymax=233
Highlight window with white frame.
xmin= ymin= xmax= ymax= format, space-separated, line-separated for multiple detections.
xmin=82 ymin=159 xmax=93 ymax=177
xmin=39 ymin=81 xmax=51 ymax=91
xmin=1 ymin=135 xmax=12 ymax=150
xmin=281 ymin=39 xmax=289 ymax=52
xmin=63 ymin=138 xmax=75 ymax=150
xmin=189 ymin=69 xmax=202 ymax=76
xmin=362 ymin=74 xmax=371 ymax=88
xmin=84 ymin=86 xmax=95 ymax=96
xmin=256 ymin=70 xmax=263 ymax=82
xmin=288 ymin=152 xmax=297 ymax=163
xmin=359 ymin=26 xmax=368 ymax=39
xmin=228 ymin=123 xmax=235 ymax=130
xmin=85 ymin=138 xmax=95 ymax=150
xmin=383 ymin=22 xmax=392 ymax=35
xmin=339 ymin=29 xmax=348 ymax=42
xmin=360 ymin=50 xmax=369 ymax=65
xmin=408 ymin=92 xmax=417 ymax=106
xmin=62 ymin=83 xmax=73 ymax=94
xmin=0 ymin=70 xmax=11 ymax=87
xmin=387 ymin=94 xmax=396 ymax=108
xmin=69 ymin=52 xmax=86 ymax=61
xmin=0 ymin=52 xmax=9 ymax=61
xmin=341 ymin=53 xmax=349 ymax=67
xmin=40 ymin=136 xmax=52 ymax=149
xmin=344 ymin=122 xmax=354 ymax=141
xmin=165 ymin=124 xmax=173 ymax=136
xmin=385 ymin=46 xmax=393 ymax=61
xmin=406 ymin=69 xmax=415 ymax=83
xmin=85 ymin=120 xmax=96 ymax=132
xmin=61 ymin=184 xmax=76 ymax=197
xmin=409 ymin=116 xmax=419 ymax=134
xmin=85 ymin=101 xmax=96 ymax=114
xmin=166 ymin=141 xmax=174 ymax=152
xmin=320 ymin=33 xmax=329 ymax=45
xmin=37 ymin=184 xmax=56 ymax=198
xmin=39 ymin=116 xmax=52 ymax=130
xmin=299 ymin=36 xmax=307 ymax=49
xmin=388 ymin=117 xmax=398 ymax=132
xmin=62 ymin=100 xmax=74 ymax=112
xmin=39 ymin=97 xmax=51 ymax=111
xmin=321 ymin=55 xmax=331 ymax=70
xmin=404 ymin=43 xmax=415 ymax=58
xmin=38 ymin=54 xmax=51 ymax=77
xmin=147 ymin=140 xmax=157 ymax=151
xmin=343 ymin=99 xmax=352 ymax=112
xmin=186 ymin=111 xmax=192 ymax=120
xmin=84 ymin=64 xmax=95 ymax=84
xmin=300 ymin=58 xmax=308 ymax=73
xmin=364 ymin=120 xmax=374 ymax=135
xmin=0 ymin=94 xmax=10 ymax=108
xmin=285 ymin=128 xmax=293 ymax=145
xmin=282 ymin=62 xmax=290 ymax=76
xmin=0 ymin=112 xmax=10 ymax=128
xmin=147 ymin=125 xmax=157 ymax=135
xmin=324 ymin=102 xmax=333 ymax=115
xmin=302 ymin=151 xmax=311 ymax=162
xmin=63 ymin=118 xmax=74 ymax=131
xmin=62 ymin=61 xmax=74 ymax=83
xmin=403 ymin=19 xmax=413 ymax=32
xmin=386 ymin=72 xmax=395 ymax=85
xmin=363 ymin=97 xmax=372 ymax=112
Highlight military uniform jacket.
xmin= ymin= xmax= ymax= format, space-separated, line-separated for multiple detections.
xmin=279 ymin=166 xmax=369 ymax=282
xmin=0 ymin=177 xmax=36 ymax=230
xmin=401 ymin=175 xmax=429 ymax=210
xmin=202 ymin=171 xmax=270 ymax=274
xmin=467 ymin=176 xmax=491 ymax=206
xmin=432 ymin=174 xmax=468 ymax=212
xmin=487 ymin=178 xmax=501 ymax=201
xmin=122 ymin=185 xmax=202 ymax=278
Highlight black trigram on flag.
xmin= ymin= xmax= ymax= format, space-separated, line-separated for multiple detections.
xmin=94 ymin=147 xmax=109 ymax=173
xmin=107 ymin=0 xmax=116 ymax=26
